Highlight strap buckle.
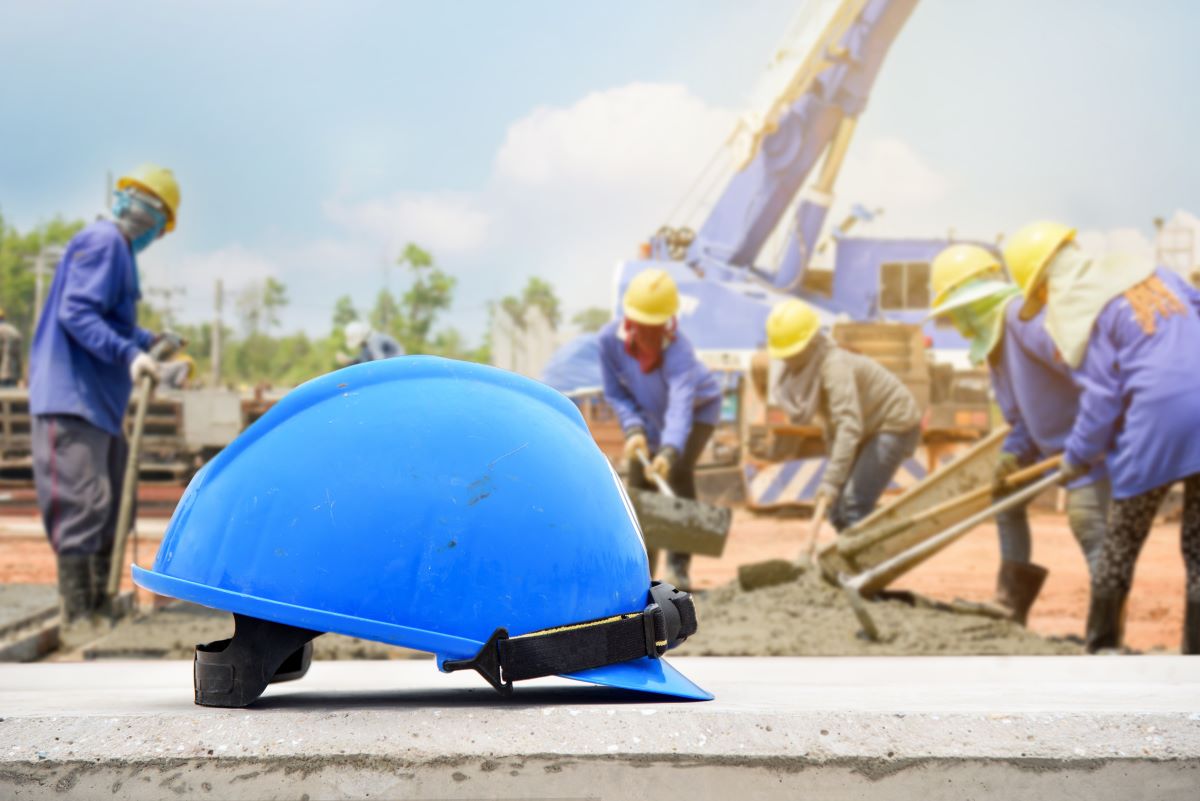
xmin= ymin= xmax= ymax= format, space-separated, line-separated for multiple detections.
xmin=443 ymin=627 xmax=513 ymax=696
xmin=644 ymin=580 xmax=689 ymax=658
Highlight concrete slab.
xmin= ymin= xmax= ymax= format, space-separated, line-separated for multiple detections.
xmin=1 ymin=657 xmax=1198 ymax=800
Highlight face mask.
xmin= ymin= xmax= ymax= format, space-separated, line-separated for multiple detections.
xmin=945 ymin=280 xmax=1020 ymax=365
xmin=112 ymin=188 xmax=167 ymax=255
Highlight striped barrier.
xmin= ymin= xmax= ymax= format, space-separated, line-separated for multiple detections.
xmin=744 ymin=451 xmax=929 ymax=511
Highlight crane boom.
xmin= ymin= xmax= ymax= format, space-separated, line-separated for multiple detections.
xmin=686 ymin=0 xmax=919 ymax=285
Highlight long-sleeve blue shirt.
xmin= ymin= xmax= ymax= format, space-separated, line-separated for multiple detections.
xmin=598 ymin=320 xmax=721 ymax=453
xmin=990 ymin=300 xmax=1106 ymax=488
xmin=1065 ymin=268 xmax=1200 ymax=499
xmin=29 ymin=220 xmax=155 ymax=436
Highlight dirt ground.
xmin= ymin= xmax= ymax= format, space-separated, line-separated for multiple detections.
xmin=0 ymin=504 xmax=1188 ymax=655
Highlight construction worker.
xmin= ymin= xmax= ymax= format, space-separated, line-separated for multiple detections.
xmin=599 ymin=268 xmax=721 ymax=589
xmin=338 ymin=321 xmax=404 ymax=365
xmin=158 ymin=352 xmax=196 ymax=390
xmin=766 ymin=298 xmax=921 ymax=532
xmin=1007 ymin=221 xmax=1200 ymax=653
xmin=928 ymin=243 xmax=1110 ymax=625
xmin=0 ymin=308 xmax=23 ymax=387
xmin=27 ymin=163 xmax=180 ymax=638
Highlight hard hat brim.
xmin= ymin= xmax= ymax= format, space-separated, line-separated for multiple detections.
xmin=622 ymin=306 xmax=675 ymax=326
xmin=927 ymin=279 xmax=1015 ymax=321
xmin=562 ymin=655 xmax=713 ymax=701
xmin=133 ymin=564 xmax=713 ymax=701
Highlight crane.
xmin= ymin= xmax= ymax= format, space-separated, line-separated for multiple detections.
xmin=613 ymin=0 xmax=961 ymax=355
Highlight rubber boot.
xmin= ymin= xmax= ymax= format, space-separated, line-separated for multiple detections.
xmin=56 ymin=555 xmax=98 ymax=649
xmin=994 ymin=561 xmax=1049 ymax=626
xmin=1085 ymin=592 xmax=1127 ymax=654
xmin=56 ymin=555 xmax=91 ymax=623
xmin=88 ymin=549 xmax=121 ymax=627
xmin=663 ymin=552 xmax=693 ymax=593
xmin=1184 ymin=599 xmax=1200 ymax=656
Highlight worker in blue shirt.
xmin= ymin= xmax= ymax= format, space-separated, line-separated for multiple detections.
xmin=338 ymin=321 xmax=404 ymax=365
xmin=1007 ymin=221 xmax=1200 ymax=654
xmin=928 ymin=244 xmax=1109 ymax=627
xmin=599 ymin=269 xmax=721 ymax=590
xmin=28 ymin=164 xmax=180 ymax=635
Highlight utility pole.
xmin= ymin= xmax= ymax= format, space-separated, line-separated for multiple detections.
xmin=211 ymin=279 xmax=223 ymax=387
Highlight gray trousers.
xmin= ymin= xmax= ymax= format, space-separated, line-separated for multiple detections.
xmin=829 ymin=426 xmax=922 ymax=532
xmin=32 ymin=414 xmax=128 ymax=557
xmin=996 ymin=477 xmax=1111 ymax=579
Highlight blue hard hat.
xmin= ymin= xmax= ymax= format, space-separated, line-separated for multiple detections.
xmin=133 ymin=356 xmax=710 ymax=706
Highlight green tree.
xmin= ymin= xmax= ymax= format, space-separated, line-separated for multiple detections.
xmin=369 ymin=288 xmax=400 ymax=333
xmin=499 ymin=276 xmax=562 ymax=328
xmin=571 ymin=306 xmax=610 ymax=333
xmin=331 ymin=295 xmax=358 ymax=329
xmin=262 ymin=277 xmax=288 ymax=330
xmin=0 ymin=214 xmax=86 ymax=339
xmin=395 ymin=242 xmax=456 ymax=353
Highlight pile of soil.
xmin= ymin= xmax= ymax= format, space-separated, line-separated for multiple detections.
xmin=80 ymin=602 xmax=427 ymax=660
xmin=675 ymin=572 xmax=1079 ymax=656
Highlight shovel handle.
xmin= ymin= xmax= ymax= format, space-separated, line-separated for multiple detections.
xmin=801 ymin=495 xmax=829 ymax=564
xmin=838 ymin=453 xmax=1063 ymax=558
xmin=636 ymin=451 xmax=675 ymax=497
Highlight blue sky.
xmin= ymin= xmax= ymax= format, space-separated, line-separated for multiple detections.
xmin=2 ymin=0 xmax=1197 ymax=341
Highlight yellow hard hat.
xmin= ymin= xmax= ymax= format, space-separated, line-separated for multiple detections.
xmin=929 ymin=244 xmax=1002 ymax=310
xmin=1003 ymin=221 xmax=1075 ymax=297
xmin=622 ymin=269 xmax=679 ymax=325
xmin=766 ymin=299 xmax=820 ymax=360
xmin=117 ymin=163 xmax=181 ymax=232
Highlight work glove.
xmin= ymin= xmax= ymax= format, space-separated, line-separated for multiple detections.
xmin=814 ymin=482 xmax=839 ymax=510
xmin=129 ymin=351 xmax=160 ymax=384
xmin=992 ymin=451 xmax=1022 ymax=495
xmin=623 ymin=430 xmax=649 ymax=463
xmin=1058 ymin=457 xmax=1087 ymax=485
xmin=646 ymin=447 xmax=677 ymax=484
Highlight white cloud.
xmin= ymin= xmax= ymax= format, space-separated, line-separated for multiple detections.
xmin=138 ymin=84 xmax=974 ymax=344
xmin=139 ymin=243 xmax=282 ymax=327
xmin=302 ymin=82 xmax=739 ymax=338
xmin=495 ymin=83 xmax=734 ymax=190
xmin=323 ymin=191 xmax=490 ymax=256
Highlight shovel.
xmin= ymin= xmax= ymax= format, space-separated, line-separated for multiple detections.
xmin=105 ymin=336 xmax=181 ymax=609
xmin=738 ymin=494 xmax=828 ymax=591
xmin=841 ymin=470 xmax=1063 ymax=641
xmin=627 ymin=451 xmax=732 ymax=559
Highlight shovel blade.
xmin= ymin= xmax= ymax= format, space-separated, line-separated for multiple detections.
xmin=628 ymin=489 xmax=731 ymax=557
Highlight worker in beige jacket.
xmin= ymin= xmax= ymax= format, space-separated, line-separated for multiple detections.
xmin=766 ymin=299 xmax=922 ymax=531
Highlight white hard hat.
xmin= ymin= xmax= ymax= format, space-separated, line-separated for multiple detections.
xmin=344 ymin=321 xmax=369 ymax=350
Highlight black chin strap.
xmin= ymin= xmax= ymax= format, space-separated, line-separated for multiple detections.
xmin=192 ymin=582 xmax=697 ymax=706
xmin=444 ymin=581 xmax=697 ymax=696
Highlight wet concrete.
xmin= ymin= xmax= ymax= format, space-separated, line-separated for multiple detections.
xmin=0 ymin=584 xmax=57 ymax=638
xmin=1 ymin=657 xmax=1197 ymax=800
xmin=677 ymin=573 xmax=1079 ymax=656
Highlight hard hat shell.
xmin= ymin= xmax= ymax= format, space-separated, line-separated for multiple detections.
xmin=930 ymin=244 xmax=1003 ymax=310
xmin=117 ymin=163 xmax=181 ymax=232
xmin=622 ymin=268 xmax=679 ymax=325
xmin=133 ymin=357 xmax=709 ymax=701
xmin=1004 ymin=221 xmax=1075 ymax=298
xmin=766 ymin=298 xmax=820 ymax=360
